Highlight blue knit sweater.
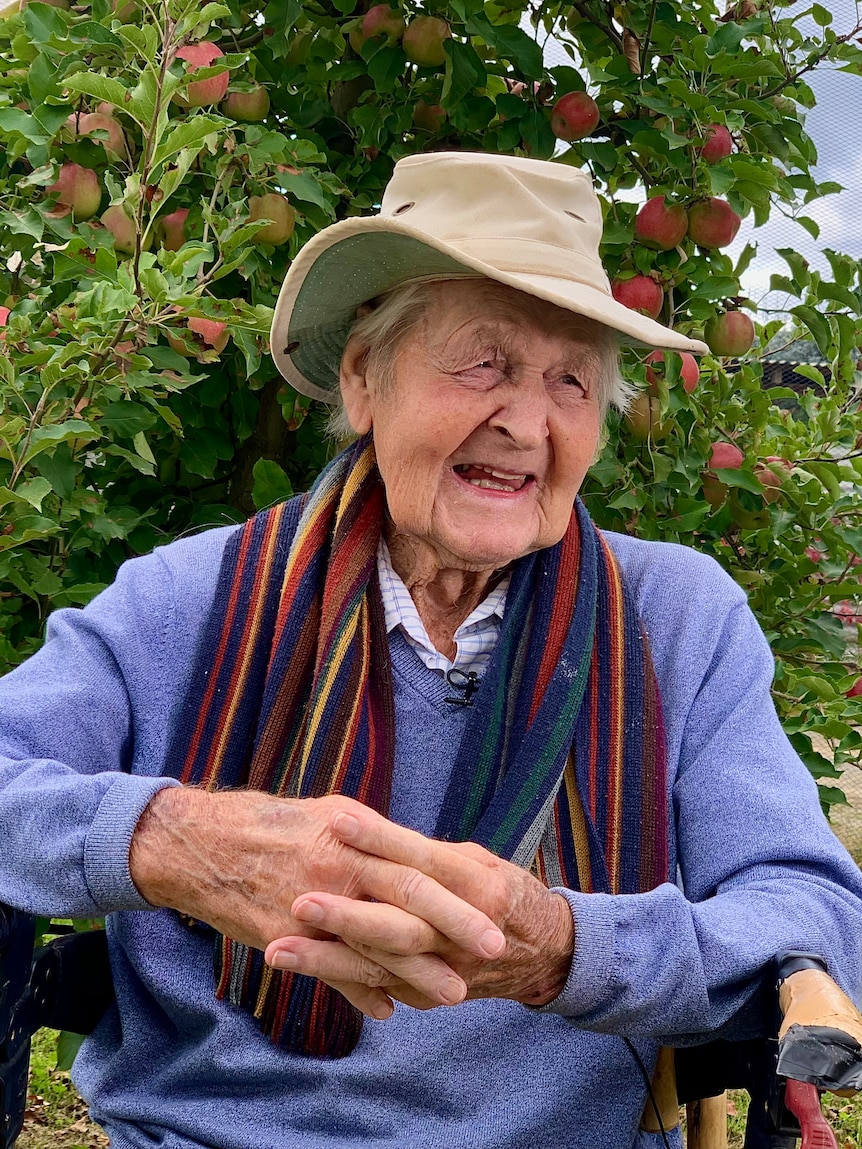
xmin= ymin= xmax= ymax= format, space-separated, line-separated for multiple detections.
xmin=0 ymin=526 xmax=860 ymax=1149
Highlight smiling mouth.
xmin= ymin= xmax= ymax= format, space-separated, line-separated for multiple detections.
xmin=452 ymin=464 xmax=533 ymax=492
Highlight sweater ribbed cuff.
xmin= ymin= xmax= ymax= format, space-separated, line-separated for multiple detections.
xmin=533 ymin=888 xmax=619 ymax=1019
xmin=84 ymin=775 xmax=182 ymax=912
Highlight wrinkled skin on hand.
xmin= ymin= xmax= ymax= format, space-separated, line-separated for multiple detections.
xmin=264 ymin=807 xmax=576 ymax=1018
xmin=128 ymin=788 xmax=506 ymax=1018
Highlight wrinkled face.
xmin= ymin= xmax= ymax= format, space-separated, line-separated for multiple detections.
xmin=340 ymin=280 xmax=606 ymax=573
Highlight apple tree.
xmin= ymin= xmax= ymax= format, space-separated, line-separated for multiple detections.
xmin=0 ymin=0 xmax=860 ymax=803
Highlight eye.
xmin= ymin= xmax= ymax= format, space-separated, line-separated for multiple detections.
xmin=559 ymin=373 xmax=587 ymax=393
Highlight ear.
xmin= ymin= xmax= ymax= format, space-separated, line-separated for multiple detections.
xmin=339 ymin=332 xmax=375 ymax=435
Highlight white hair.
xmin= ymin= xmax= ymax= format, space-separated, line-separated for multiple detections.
xmin=327 ymin=278 xmax=633 ymax=439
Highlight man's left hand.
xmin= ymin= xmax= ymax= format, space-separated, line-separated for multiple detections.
xmin=264 ymin=807 xmax=575 ymax=1017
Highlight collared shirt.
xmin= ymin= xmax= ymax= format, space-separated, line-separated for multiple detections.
xmin=376 ymin=539 xmax=509 ymax=675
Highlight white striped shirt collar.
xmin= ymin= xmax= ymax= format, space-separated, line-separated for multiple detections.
xmin=376 ymin=539 xmax=509 ymax=676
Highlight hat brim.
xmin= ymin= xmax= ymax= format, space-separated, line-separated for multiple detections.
xmin=271 ymin=217 xmax=709 ymax=402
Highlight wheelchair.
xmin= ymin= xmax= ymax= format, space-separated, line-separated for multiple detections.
xmin=2 ymin=902 xmax=862 ymax=1149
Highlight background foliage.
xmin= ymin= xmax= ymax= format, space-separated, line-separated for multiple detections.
xmin=0 ymin=0 xmax=861 ymax=802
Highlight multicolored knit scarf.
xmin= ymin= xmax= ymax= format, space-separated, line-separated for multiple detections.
xmin=167 ymin=433 xmax=669 ymax=1057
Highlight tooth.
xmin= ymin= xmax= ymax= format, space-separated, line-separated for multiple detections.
xmin=488 ymin=468 xmax=525 ymax=481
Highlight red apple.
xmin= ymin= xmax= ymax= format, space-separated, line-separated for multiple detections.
xmin=101 ymin=204 xmax=139 ymax=254
xmin=687 ymin=198 xmax=741 ymax=248
xmin=704 ymin=311 xmax=755 ymax=357
xmin=402 ymin=16 xmax=451 ymax=66
xmin=753 ymin=460 xmax=784 ymax=504
xmin=155 ymin=207 xmax=190 ymax=251
xmin=700 ymin=124 xmax=733 ymax=164
xmin=413 ymin=99 xmax=446 ymax=132
xmin=645 ymin=350 xmax=700 ymax=394
xmin=47 ymin=163 xmax=101 ymax=220
xmin=249 ymin=193 xmax=296 ymax=245
xmin=66 ymin=112 xmax=128 ymax=161
xmin=804 ymin=545 xmax=823 ymax=564
xmin=702 ymin=473 xmax=728 ymax=510
xmin=188 ymin=316 xmax=229 ymax=354
xmin=222 ymin=86 xmax=270 ymax=122
xmin=550 ymin=91 xmax=600 ymax=142
xmin=0 ymin=307 xmax=9 ymax=326
xmin=635 ymin=196 xmax=688 ymax=251
xmin=174 ymin=42 xmax=229 ymax=108
xmin=625 ymin=394 xmax=670 ymax=441
xmin=708 ymin=441 xmax=744 ymax=471
xmin=611 ymin=274 xmax=663 ymax=319
xmin=362 ymin=4 xmax=406 ymax=41
xmin=846 ymin=677 xmax=862 ymax=699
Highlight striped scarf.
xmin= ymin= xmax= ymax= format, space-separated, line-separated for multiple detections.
xmin=168 ymin=434 xmax=669 ymax=1057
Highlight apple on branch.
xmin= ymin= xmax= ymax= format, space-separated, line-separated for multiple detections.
xmin=687 ymin=197 xmax=741 ymax=248
xmin=362 ymin=5 xmax=406 ymax=42
xmin=155 ymin=207 xmax=190 ymax=252
xmin=101 ymin=203 xmax=151 ymax=255
xmin=699 ymin=124 xmax=733 ymax=163
xmin=705 ymin=310 xmax=755 ymax=357
xmin=402 ymin=16 xmax=451 ymax=67
xmin=625 ymin=394 xmax=670 ymax=441
xmin=249 ymin=193 xmax=296 ymax=245
xmin=645 ymin=350 xmax=700 ymax=394
xmin=635 ymin=196 xmax=688 ymax=251
xmin=611 ymin=274 xmax=663 ymax=319
xmin=46 ymin=163 xmax=101 ymax=221
xmin=413 ymin=99 xmax=446 ymax=132
xmin=550 ymin=91 xmax=600 ymax=142
xmin=173 ymin=42 xmax=229 ymax=108
xmin=65 ymin=111 xmax=128 ymax=162
xmin=222 ymin=86 xmax=270 ymax=122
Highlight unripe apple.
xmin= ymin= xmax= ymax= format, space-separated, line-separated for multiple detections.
xmin=700 ymin=124 xmax=733 ymax=164
xmin=362 ymin=4 xmax=406 ymax=41
xmin=66 ymin=112 xmax=128 ymax=161
xmin=402 ymin=16 xmax=451 ymax=67
xmin=645 ymin=350 xmax=700 ymax=394
xmin=101 ymin=204 xmax=140 ymax=254
xmin=550 ymin=91 xmax=600 ymax=142
xmin=174 ymin=42 xmax=229 ymax=108
xmin=708 ymin=441 xmax=744 ymax=471
xmin=47 ymin=163 xmax=101 ymax=220
xmin=687 ymin=198 xmax=741 ymax=248
xmin=634 ymin=196 xmax=688 ymax=251
xmin=702 ymin=473 xmax=728 ymax=510
xmin=753 ymin=460 xmax=785 ymax=504
xmin=625 ymin=394 xmax=670 ymax=441
xmin=222 ymin=86 xmax=270 ymax=122
xmin=413 ymin=99 xmax=446 ymax=132
xmin=155 ymin=206 xmax=190 ymax=251
xmin=249 ymin=193 xmax=296 ymax=245
xmin=704 ymin=310 xmax=755 ymax=357
xmin=611 ymin=274 xmax=663 ymax=320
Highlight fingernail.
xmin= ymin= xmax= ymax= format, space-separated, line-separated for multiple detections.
xmin=332 ymin=812 xmax=359 ymax=839
xmin=440 ymin=976 xmax=466 ymax=1004
xmin=294 ymin=900 xmax=323 ymax=923
xmin=479 ymin=929 xmax=505 ymax=958
xmin=372 ymin=1000 xmax=394 ymax=1020
xmin=270 ymin=950 xmax=297 ymax=970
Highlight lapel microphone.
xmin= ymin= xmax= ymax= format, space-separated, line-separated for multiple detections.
xmin=444 ymin=668 xmax=480 ymax=707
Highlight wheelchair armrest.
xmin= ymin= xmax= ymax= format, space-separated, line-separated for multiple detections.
xmin=777 ymin=953 xmax=862 ymax=1094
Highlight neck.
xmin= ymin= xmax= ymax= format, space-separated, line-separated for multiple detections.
xmin=384 ymin=530 xmax=504 ymax=660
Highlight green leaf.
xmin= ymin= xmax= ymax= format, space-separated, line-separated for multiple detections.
xmin=22 ymin=2 xmax=68 ymax=45
xmin=469 ymin=13 xmax=543 ymax=78
xmin=712 ymin=468 xmax=763 ymax=495
xmin=0 ymin=109 xmax=51 ymax=144
xmin=151 ymin=116 xmax=222 ymax=171
xmin=791 ymin=306 xmax=831 ymax=357
xmin=99 ymin=401 xmax=157 ymax=437
xmin=56 ymin=1030 xmax=85 ymax=1072
xmin=62 ymin=72 xmax=131 ymax=114
xmin=15 ymin=477 xmax=52 ymax=511
xmin=441 ymin=40 xmax=485 ymax=108
xmin=277 ymin=170 xmax=329 ymax=210
xmin=21 ymin=420 xmax=96 ymax=466
xmin=36 ymin=443 xmax=76 ymax=500
xmin=132 ymin=431 xmax=156 ymax=466
xmin=366 ymin=43 xmax=405 ymax=93
xmin=251 ymin=458 xmax=294 ymax=510
xmin=811 ymin=3 xmax=832 ymax=25
xmin=795 ymin=215 xmax=820 ymax=240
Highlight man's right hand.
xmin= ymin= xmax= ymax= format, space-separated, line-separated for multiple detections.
xmin=128 ymin=788 xmax=505 ymax=1013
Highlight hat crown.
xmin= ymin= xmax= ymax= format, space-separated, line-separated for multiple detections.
xmin=379 ymin=153 xmax=608 ymax=287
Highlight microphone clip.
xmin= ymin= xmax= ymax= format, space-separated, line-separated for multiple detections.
xmin=444 ymin=668 xmax=480 ymax=707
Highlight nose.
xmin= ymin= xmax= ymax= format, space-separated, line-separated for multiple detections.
xmin=487 ymin=373 xmax=550 ymax=449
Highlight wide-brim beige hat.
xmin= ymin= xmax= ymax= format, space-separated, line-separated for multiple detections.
xmin=271 ymin=152 xmax=708 ymax=402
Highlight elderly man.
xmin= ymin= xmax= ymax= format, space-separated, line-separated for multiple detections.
xmin=0 ymin=152 xmax=860 ymax=1149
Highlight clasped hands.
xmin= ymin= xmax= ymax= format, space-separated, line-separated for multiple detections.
xmin=262 ymin=798 xmax=575 ymax=1021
